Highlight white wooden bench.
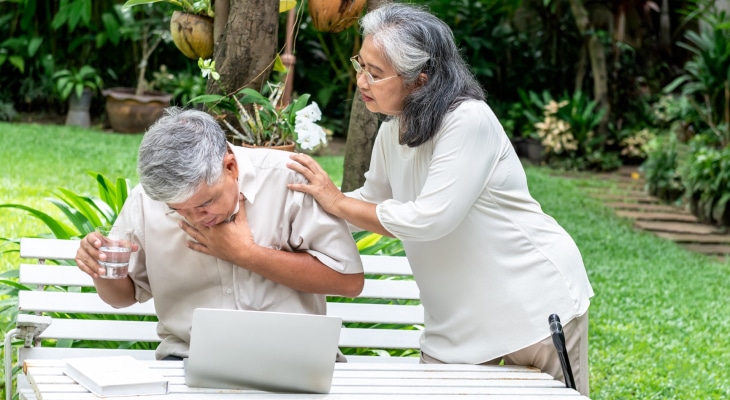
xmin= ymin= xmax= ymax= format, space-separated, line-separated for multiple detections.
xmin=6 ymin=238 xmax=423 ymax=400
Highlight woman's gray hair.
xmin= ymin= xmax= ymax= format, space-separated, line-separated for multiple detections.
xmin=361 ymin=2 xmax=485 ymax=147
xmin=137 ymin=107 xmax=228 ymax=203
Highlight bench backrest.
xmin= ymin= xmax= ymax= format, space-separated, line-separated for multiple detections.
xmin=16 ymin=238 xmax=422 ymax=364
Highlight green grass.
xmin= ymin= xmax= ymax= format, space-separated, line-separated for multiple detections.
xmin=529 ymin=169 xmax=730 ymax=399
xmin=2 ymin=122 xmax=729 ymax=398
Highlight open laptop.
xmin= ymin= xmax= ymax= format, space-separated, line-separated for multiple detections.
xmin=184 ymin=308 xmax=343 ymax=394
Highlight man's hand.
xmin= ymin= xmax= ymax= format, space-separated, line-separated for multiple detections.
xmin=180 ymin=196 xmax=255 ymax=264
xmin=75 ymin=230 xmax=138 ymax=308
xmin=75 ymin=231 xmax=139 ymax=278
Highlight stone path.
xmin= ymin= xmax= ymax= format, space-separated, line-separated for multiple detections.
xmin=561 ymin=166 xmax=730 ymax=261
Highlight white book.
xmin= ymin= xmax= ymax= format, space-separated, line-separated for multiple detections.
xmin=63 ymin=355 xmax=169 ymax=397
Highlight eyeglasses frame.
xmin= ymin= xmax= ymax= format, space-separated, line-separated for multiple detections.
xmin=350 ymin=56 xmax=399 ymax=85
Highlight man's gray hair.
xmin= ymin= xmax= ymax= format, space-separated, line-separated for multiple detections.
xmin=361 ymin=2 xmax=484 ymax=147
xmin=137 ymin=107 xmax=228 ymax=203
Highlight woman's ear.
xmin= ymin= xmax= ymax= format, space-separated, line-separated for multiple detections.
xmin=415 ymin=72 xmax=429 ymax=89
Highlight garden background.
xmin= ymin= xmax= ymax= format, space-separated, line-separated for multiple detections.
xmin=1 ymin=0 xmax=730 ymax=399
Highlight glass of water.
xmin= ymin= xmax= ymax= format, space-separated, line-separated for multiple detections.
xmin=95 ymin=225 xmax=134 ymax=279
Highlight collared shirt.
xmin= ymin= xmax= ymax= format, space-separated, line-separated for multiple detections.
xmin=346 ymin=100 xmax=593 ymax=364
xmin=118 ymin=146 xmax=363 ymax=359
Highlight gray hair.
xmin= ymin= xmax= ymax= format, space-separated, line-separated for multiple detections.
xmin=361 ymin=2 xmax=485 ymax=147
xmin=137 ymin=107 xmax=228 ymax=203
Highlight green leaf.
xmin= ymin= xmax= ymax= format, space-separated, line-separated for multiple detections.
xmin=47 ymin=197 xmax=92 ymax=235
xmin=356 ymin=233 xmax=383 ymax=251
xmin=273 ymin=54 xmax=288 ymax=73
xmin=0 ymin=204 xmax=75 ymax=239
xmin=122 ymin=0 xmax=169 ymax=9
xmin=9 ymin=55 xmax=24 ymax=73
xmin=27 ymin=37 xmax=43 ymax=57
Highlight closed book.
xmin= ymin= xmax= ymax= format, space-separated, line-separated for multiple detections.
xmin=63 ymin=355 xmax=169 ymax=397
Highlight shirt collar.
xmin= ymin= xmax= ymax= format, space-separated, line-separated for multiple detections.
xmin=230 ymin=143 xmax=257 ymax=204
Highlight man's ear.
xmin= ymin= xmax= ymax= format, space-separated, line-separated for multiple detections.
xmin=224 ymin=152 xmax=238 ymax=176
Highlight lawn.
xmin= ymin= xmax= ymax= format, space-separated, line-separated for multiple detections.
xmin=1 ymin=122 xmax=729 ymax=399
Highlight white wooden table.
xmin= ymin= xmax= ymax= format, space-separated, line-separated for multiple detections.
xmin=21 ymin=360 xmax=589 ymax=399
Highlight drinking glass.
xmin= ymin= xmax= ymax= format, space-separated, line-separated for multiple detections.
xmin=95 ymin=225 xmax=133 ymax=279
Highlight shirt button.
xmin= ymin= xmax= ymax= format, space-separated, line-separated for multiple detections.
xmin=226 ymin=288 xmax=232 ymax=294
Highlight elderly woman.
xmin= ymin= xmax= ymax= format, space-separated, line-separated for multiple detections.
xmin=288 ymin=2 xmax=594 ymax=395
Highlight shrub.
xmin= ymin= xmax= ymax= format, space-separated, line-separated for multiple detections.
xmin=680 ymin=134 xmax=730 ymax=226
xmin=640 ymin=132 xmax=686 ymax=203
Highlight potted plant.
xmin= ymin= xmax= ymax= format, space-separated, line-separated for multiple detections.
xmin=192 ymin=59 xmax=328 ymax=151
xmin=103 ymin=5 xmax=173 ymax=133
xmin=53 ymin=65 xmax=103 ymax=128
xmin=122 ymin=0 xmax=214 ymax=60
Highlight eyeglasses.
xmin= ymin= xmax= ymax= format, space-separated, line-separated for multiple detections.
xmin=350 ymin=56 xmax=399 ymax=85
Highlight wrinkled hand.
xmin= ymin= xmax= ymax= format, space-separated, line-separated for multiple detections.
xmin=180 ymin=196 xmax=254 ymax=263
xmin=75 ymin=231 xmax=139 ymax=279
xmin=287 ymin=153 xmax=346 ymax=215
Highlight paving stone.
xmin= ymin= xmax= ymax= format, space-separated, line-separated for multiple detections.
xmin=654 ymin=232 xmax=730 ymax=244
xmin=604 ymin=202 xmax=688 ymax=213
xmin=563 ymin=167 xmax=730 ymax=258
xmin=590 ymin=193 xmax=659 ymax=203
xmin=616 ymin=210 xmax=698 ymax=222
xmin=679 ymin=243 xmax=730 ymax=255
xmin=634 ymin=220 xmax=725 ymax=235
xmin=583 ymin=187 xmax=646 ymax=196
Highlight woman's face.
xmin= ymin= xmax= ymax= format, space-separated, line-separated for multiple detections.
xmin=355 ymin=36 xmax=412 ymax=116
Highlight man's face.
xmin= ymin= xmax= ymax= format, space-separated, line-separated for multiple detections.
xmin=166 ymin=153 xmax=239 ymax=227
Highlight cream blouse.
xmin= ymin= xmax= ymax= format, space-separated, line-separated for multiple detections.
xmin=346 ymin=100 xmax=593 ymax=363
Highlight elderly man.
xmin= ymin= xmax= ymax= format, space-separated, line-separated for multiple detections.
xmin=75 ymin=107 xmax=364 ymax=360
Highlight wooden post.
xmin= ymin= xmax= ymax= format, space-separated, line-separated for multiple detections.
xmin=281 ymin=9 xmax=297 ymax=106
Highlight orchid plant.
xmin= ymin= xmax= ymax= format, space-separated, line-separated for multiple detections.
xmin=193 ymin=58 xmax=327 ymax=150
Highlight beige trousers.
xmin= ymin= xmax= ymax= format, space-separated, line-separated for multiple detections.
xmin=421 ymin=312 xmax=589 ymax=397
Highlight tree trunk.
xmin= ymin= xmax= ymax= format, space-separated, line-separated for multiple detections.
xmin=341 ymin=91 xmax=380 ymax=191
xmin=208 ymin=0 xmax=279 ymax=97
xmin=574 ymin=42 xmax=587 ymax=94
xmin=341 ymin=0 xmax=383 ymax=192
xmin=569 ymin=0 xmax=610 ymax=126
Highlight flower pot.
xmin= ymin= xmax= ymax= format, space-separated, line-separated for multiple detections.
xmin=170 ymin=11 xmax=214 ymax=60
xmin=308 ymin=0 xmax=367 ymax=33
xmin=242 ymin=142 xmax=296 ymax=152
xmin=65 ymin=88 xmax=93 ymax=128
xmin=525 ymin=137 xmax=544 ymax=165
xmin=103 ymin=88 xmax=172 ymax=134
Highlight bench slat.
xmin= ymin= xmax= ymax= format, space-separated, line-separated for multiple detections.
xmin=19 ymin=264 xmax=420 ymax=300
xmin=18 ymin=291 xmax=156 ymax=316
xmin=35 ymin=319 xmax=420 ymax=349
xmin=19 ymin=292 xmax=424 ymax=324
xmin=38 ymin=319 xmax=160 ymax=342
xmin=19 ymin=264 xmax=91 ymax=287
xmin=19 ymin=239 xmax=413 ymax=275
xmin=360 ymin=255 xmax=412 ymax=276
xmin=18 ymin=348 xmax=418 ymax=365
xmin=19 ymin=238 xmax=79 ymax=260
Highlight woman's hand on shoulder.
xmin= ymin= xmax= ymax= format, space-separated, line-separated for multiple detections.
xmin=287 ymin=153 xmax=346 ymax=215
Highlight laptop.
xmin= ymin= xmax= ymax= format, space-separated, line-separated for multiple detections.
xmin=184 ymin=308 xmax=343 ymax=394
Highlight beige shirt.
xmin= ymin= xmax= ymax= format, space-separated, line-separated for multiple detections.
xmin=118 ymin=146 xmax=363 ymax=359
xmin=347 ymin=100 xmax=593 ymax=364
